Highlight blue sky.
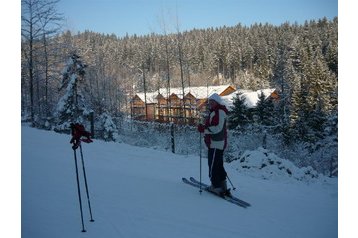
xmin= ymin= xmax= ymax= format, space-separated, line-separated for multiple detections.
xmin=57 ymin=0 xmax=338 ymax=37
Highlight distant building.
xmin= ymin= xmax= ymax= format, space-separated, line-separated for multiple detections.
xmin=130 ymin=85 xmax=279 ymax=125
xmin=130 ymin=85 xmax=236 ymax=124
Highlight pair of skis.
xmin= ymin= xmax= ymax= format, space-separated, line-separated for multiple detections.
xmin=182 ymin=177 xmax=251 ymax=208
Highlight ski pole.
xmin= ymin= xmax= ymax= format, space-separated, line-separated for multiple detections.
xmin=226 ymin=174 xmax=236 ymax=191
xmin=79 ymin=144 xmax=94 ymax=222
xmin=199 ymin=132 xmax=202 ymax=193
xmin=73 ymin=149 xmax=86 ymax=232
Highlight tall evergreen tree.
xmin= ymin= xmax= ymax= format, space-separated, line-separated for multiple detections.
xmin=53 ymin=53 xmax=92 ymax=131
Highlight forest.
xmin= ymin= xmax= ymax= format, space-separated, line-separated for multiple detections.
xmin=21 ymin=0 xmax=337 ymax=174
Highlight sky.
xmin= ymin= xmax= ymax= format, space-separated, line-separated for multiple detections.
xmin=57 ymin=0 xmax=338 ymax=37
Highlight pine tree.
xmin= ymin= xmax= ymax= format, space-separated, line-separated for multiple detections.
xmin=303 ymin=51 xmax=334 ymax=144
xmin=290 ymin=74 xmax=309 ymax=141
xmin=53 ymin=53 xmax=92 ymax=131
xmin=228 ymin=92 xmax=249 ymax=130
xmin=96 ymin=112 xmax=119 ymax=142
xmin=255 ymin=91 xmax=275 ymax=127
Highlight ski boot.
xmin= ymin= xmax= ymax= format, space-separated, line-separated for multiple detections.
xmin=220 ymin=180 xmax=232 ymax=197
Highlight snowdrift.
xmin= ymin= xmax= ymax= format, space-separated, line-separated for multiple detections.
xmin=230 ymin=147 xmax=322 ymax=182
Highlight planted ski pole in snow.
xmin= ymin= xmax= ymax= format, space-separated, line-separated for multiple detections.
xmin=197 ymin=114 xmax=207 ymax=194
xmin=199 ymin=132 xmax=202 ymax=193
xmin=70 ymin=123 xmax=94 ymax=232
xmin=79 ymin=144 xmax=94 ymax=222
xmin=73 ymin=149 xmax=86 ymax=232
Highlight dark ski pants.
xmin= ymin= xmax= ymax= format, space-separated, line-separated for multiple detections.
xmin=208 ymin=148 xmax=227 ymax=187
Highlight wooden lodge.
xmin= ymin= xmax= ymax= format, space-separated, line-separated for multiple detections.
xmin=130 ymin=85 xmax=236 ymax=125
xmin=130 ymin=85 xmax=279 ymax=125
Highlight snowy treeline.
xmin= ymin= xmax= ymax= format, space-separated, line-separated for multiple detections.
xmin=226 ymin=91 xmax=337 ymax=175
xmin=22 ymin=15 xmax=337 ymax=126
xmin=115 ymin=120 xmax=335 ymax=176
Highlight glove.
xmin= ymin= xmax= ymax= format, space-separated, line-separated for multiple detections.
xmin=197 ymin=124 xmax=205 ymax=133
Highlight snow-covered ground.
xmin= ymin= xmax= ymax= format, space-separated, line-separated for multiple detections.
xmin=21 ymin=125 xmax=337 ymax=238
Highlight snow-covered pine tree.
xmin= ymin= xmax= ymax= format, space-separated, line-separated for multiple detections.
xmin=254 ymin=91 xmax=275 ymax=127
xmin=295 ymin=47 xmax=335 ymax=145
xmin=95 ymin=112 xmax=120 ymax=142
xmin=228 ymin=92 xmax=249 ymax=130
xmin=53 ymin=53 xmax=93 ymax=131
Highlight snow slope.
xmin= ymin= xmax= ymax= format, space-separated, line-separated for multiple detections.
xmin=22 ymin=125 xmax=337 ymax=238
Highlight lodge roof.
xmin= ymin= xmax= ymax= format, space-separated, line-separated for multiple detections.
xmin=221 ymin=88 xmax=277 ymax=109
xmin=133 ymin=85 xmax=277 ymax=109
xmin=135 ymin=85 xmax=234 ymax=103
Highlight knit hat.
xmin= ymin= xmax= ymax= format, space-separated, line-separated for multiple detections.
xmin=208 ymin=93 xmax=224 ymax=105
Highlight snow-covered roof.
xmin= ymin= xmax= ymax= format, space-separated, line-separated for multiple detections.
xmin=135 ymin=86 xmax=276 ymax=109
xmin=135 ymin=92 xmax=158 ymax=104
xmin=158 ymin=85 xmax=233 ymax=99
xmin=221 ymin=88 xmax=276 ymax=109
xmin=135 ymin=85 xmax=234 ymax=102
